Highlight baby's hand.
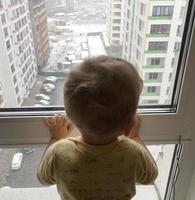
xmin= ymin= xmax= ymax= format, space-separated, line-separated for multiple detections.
xmin=43 ymin=114 xmax=74 ymax=140
xmin=128 ymin=114 xmax=141 ymax=139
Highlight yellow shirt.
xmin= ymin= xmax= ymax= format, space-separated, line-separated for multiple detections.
xmin=38 ymin=136 xmax=158 ymax=200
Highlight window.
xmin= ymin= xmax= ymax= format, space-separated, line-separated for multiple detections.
xmin=150 ymin=24 xmax=171 ymax=34
xmin=0 ymin=0 xmax=3 ymax=9
xmin=174 ymin=42 xmax=180 ymax=52
xmin=11 ymin=64 xmax=15 ymax=73
xmin=15 ymin=85 xmax=19 ymax=94
xmin=148 ymin=42 xmax=168 ymax=51
xmin=147 ymin=57 xmax=165 ymax=66
xmin=177 ymin=25 xmax=182 ymax=36
xmin=139 ymin=19 xmax=144 ymax=31
xmin=152 ymin=6 xmax=174 ymax=16
xmin=113 ymin=26 xmax=120 ymax=31
xmin=3 ymin=27 xmax=8 ymax=38
xmin=113 ymin=19 xmax=121 ymax=23
xmin=180 ymin=7 xmax=185 ymax=19
xmin=142 ymin=99 xmax=159 ymax=104
xmin=145 ymin=86 xmax=160 ymax=94
xmin=113 ymin=12 xmax=121 ymax=16
xmin=112 ymin=33 xmax=120 ymax=37
xmin=1 ymin=13 xmax=6 ymax=24
xmin=113 ymin=4 xmax=121 ymax=9
xmin=140 ymin=2 xmax=145 ymax=16
xmin=6 ymin=40 xmax=11 ymax=50
xmin=137 ymin=34 xmax=142 ymax=47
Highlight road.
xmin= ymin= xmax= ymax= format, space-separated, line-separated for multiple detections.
xmin=6 ymin=148 xmax=45 ymax=188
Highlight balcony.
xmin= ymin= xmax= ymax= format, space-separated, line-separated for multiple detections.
xmin=146 ymin=33 xmax=169 ymax=38
xmin=148 ymin=16 xmax=172 ymax=20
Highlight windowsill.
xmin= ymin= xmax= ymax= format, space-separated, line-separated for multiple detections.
xmin=0 ymin=185 xmax=159 ymax=200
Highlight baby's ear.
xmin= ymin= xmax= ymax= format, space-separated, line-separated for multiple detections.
xmin=123 ymin=115 xmax=136 ymax=136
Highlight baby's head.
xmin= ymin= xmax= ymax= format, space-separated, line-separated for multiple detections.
xmin=64 ymin=55 xmax=143 ymax=140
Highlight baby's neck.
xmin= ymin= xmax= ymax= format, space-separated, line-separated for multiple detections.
xmin=80 ymin=134 xmax=118 ymax=146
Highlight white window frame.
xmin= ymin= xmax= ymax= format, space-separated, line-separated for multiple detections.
xmin=0 ymin=7 xmax=195 ymax=200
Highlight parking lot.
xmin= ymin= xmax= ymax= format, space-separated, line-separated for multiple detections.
xmin=22 ymin=75 xmax=66 ymax=107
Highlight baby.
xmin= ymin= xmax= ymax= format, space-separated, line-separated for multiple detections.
xmin=38 ymin=55 xmax=158 ymax=200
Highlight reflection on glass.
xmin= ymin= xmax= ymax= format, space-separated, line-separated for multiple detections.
xmin=0 ymin=0 xmax=188 ymax=108
xmin=0 ymin=145 xmax=175 ymax=200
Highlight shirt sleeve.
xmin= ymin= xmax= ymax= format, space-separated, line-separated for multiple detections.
xmin=37 ymin=143 xmax=57 ymax=185
xmin=135 ymin=144 xmax=158 ymax=184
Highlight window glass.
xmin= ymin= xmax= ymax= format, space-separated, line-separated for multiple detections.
xmin=0 ymin=0 xmax=190 ymax=109
xmin=0 ymin=144 xmax=175 ymax=200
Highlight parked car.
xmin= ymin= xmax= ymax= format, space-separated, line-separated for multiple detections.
xmin=43 ymin=79 xmax=56 ymax=84
xmin=47 ymin=76 xmax=58 ymax=82
xmin=11 ymin=153 xmax=23 ymax=170
xmin=39 ymin=99 xmax=50 ymax=106
xmin=41 ymin=83 xmax=56 ymax=94
xmin=35 ymin=94 xmax=50 ymax=101
xmin=41 ymin=87 xmax=53 ymax=94
xmin=43 ymin=83 xmax=56 ymax=90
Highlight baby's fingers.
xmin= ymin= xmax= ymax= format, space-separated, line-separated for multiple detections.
xmin=43 ymin=116 xmax=57 ymax=127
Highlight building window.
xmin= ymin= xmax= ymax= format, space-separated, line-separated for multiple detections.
xmin=147 ymin=57 xmax=165 ymax=66
xmin=152 ymin=6 xmax=174 ymax=16
xmin=174 ymin=42 xmax=180 ymax=52
xmin=145 ymin=72 xmax=163 ymax=81
xmin=0 ymin=0 xmax=3 ymax=9
xmin=140 ymin=2 xmax=146 ymax=16
xmin=15 ymin=85 xmax=19 ymax=94
xmin=3 ymin=27 xmax=8 ymax=38
xmin=142 ymin=99 xmax=159 ymax=104
xmin=139 ymin=19 xmax=144 ymax=31
xmin=180 ymin=7 xmax=185 ymax=19
xmin=112 ymin=26 xmax=120 ymax=31
xmin=113 ymin=4 xmax=121 ymax=9
xmin=1 ymin=13 xmax=6 ymax=24
xmin=112 ymin=33 xmax=120 ymax=37
xmin=6 ymin=40 xmax=11 ymax=50
xmin=8 ymin=53 xmax=13 ymax=63
xmin=113 ymin=12 xmax=121 ymax=16
xmin=137 ymin=34 xmax=142 ymax=47
xmin=13 ymin=75 xmax=17 ymax=85
xmin=145 ymin=86 xmax=160 ymax=94
xmin=148 ymin=42 xmax=168 ymax=51
xmin=150 ymin=24 xmax=171 ymax=34
xmin=177 ymin=25 xmax=182 ymax=36
xmin=113 ymin=19 xmax=121 ymax=23
xmin=171 ymin=58 xmax=175 ymax=67
xmin=136 ymin=48 xmax=141 ymax=61
xmin=11 ymin=64 xmax=15 ymax=73
xmin=126 ymin=22 xmax=129 ymax=31
xmin=166 ymin=87 xmax=170 ymax=95
xmin=168 ymin=73 xmax=172 ymax=81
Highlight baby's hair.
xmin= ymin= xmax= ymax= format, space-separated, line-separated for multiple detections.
xmin=64 ymin=55 xmax=143 ymax=135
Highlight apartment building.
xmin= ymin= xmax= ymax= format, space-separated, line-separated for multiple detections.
xmin=108 ymin=0 xmax=186 ymax=104
xmin=106 ymin=0 xmax=123 ymax=57
xmin=0 ymin=0 xmax=37 ymax=107
xmin=28 ymin=0 xmax=49 ymax=69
